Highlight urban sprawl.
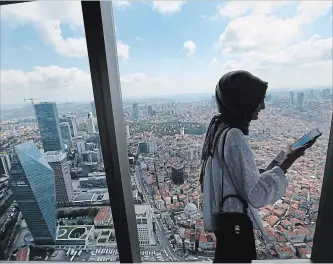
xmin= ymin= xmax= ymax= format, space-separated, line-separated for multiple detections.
xmin=0 ymin=88 xmax=332 ymax=262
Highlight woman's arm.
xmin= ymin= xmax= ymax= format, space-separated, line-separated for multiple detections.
xmin=223 ymin=128 xmax=288 ymax=208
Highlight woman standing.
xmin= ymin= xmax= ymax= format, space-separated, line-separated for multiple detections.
xmin=200 ymin=70 xmax=315 ymax=263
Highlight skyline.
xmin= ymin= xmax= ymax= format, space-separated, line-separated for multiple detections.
xmin=0 ymin=1 xmax=332 ymax=105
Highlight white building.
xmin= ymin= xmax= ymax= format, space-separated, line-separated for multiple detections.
xmin=77 ymin=141 xmax=86 ymax=154
xmin=87 ymin=112 xmax=96 ymax=135
xmin=125 ymin=125 xmax=130 ymax=138
xmin=135 ymin=204 xmax=155 ymax=246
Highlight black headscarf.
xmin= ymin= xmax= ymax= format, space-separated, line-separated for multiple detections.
xmin=199 ymin=70 xmax=268 ymax=190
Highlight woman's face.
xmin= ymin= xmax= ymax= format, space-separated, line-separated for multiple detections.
xmin=251 ymin=100 xmax=265 ymax=120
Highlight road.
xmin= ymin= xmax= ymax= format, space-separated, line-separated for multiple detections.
xmin=135 ymin=166 xmax=185 ymax=261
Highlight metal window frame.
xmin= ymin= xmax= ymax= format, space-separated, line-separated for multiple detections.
xmin=81 ymin=1 xmax=140 ymax=263
xmin=311 ymin=114 xmax=333 ymax=263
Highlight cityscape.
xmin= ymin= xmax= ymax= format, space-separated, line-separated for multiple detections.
xmin=0 ymin=88 xmax=332 ymax=262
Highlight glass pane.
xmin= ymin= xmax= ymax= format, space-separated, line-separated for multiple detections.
xmin=0 ymin=2 xmax=119 ymax=262
xmin=113 ymin=0 xmax=333 ymax=262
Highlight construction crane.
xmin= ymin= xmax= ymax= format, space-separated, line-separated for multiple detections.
xmin=24 ymin=98 xmax=38 ymax=105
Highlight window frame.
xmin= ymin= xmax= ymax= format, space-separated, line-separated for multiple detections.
xmin=0 ymin=0 xmax=332 ymax=262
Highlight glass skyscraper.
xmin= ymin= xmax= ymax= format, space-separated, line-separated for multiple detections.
xmin=60 ymin=122 xmax=73 ymax=148
xmin=9 ymin=141 xmax=57 ymax=245
xmin=34 ymin=102 xmax=64 ymax=152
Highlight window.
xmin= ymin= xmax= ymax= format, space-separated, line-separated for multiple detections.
xmin=112 ymin=0 xmax=333 ymax=262
xmin=1 ymin=0 xmax=332 ymax=263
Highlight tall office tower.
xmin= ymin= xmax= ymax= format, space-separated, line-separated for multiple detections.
xmin=44 ymin=151 xmax=73 ymax=205
xmin=125 ymin=124 xmax=130 ymax=138
xmin=180 ymin=127 xmax=185 ymax=136
xmin=60 ymin=122 xmax=72 ymax=148
xmin=34 ymin=102 xmax=64 ymax=152
xmin=77 ymin=141 xmax=86 ymax=154
xmin=87 ymin=112 xmax=96 ymax=135
xmin=171 ymin=165 xmax=185 ymax=185
xmin=0 ymin=154 xmax=11 ymax=176
xmin=60 ymin=115 xmax=78 ymax=138
xmin=91 ymin=101 xmax=97 ymax=117
xmin=297 ymin=92 xmax=304 ymax=110
xmin=133 ymin=103 xmax=139 ymax=119
xmin=289 ymin=92 xmax=294 ymax=107
xmin=211 ymin=95 xmax=216 ymax=108
xmin=147 ymin=105 xmax=153 ymax=116
xmin=9 ymin=141 xmax=56 ymax=245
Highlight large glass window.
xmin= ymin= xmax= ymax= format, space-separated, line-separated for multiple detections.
xmin=113 ymin=0 xmax=332 ymax=262
xmin=0 ymin=1 xmax=123 ymax=262
xmin=0 ymin=0 xmax=332 ymax=263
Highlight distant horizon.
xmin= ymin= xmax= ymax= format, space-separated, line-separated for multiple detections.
xmin=1 ymin=86 xmax=332 ymax=108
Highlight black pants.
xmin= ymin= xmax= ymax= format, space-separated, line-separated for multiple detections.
xmin=213 ymin=231 xmax=252 ymax=263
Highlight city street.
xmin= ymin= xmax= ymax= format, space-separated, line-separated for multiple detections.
xmin=135 ymin=167 xmax=185 ymax=261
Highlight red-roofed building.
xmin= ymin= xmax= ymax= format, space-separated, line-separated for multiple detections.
xmin=266 ymin=215 xmax=279 ymax=227
xmin=16 ymin=246 xmax=30 ymax=261
xmin=94 ymin=207 xmax=112 ymax=227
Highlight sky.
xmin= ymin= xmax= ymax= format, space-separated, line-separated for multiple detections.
xmin=0 ymin=0 xmax=332 ymax=105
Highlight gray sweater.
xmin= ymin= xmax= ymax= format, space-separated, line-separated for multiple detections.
xmin=203 ymin=128 xmax=288 ymax=235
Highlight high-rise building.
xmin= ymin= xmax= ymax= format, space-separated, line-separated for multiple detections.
xmin=77 ymin=141 xmax=86 ymax=154
xmin=59 ymin=115 xmax=78 ymax=138
xmin=9 ymin=141 xmax=56 ymax=245
xmin=34 ymin=102 xmax=64 ymax=152
xmin=133 ymin=103 xmax=139 ymax=119
xmin=60 ymin=122 xmax=72 ymax=148
xmin=126 ymin=125 xmax=130 ymax=138
xmin=0 ymin=154 xmax=11 ymax=176
xmin=289 ymin=92 xmax=294 ymax=107
xmin=297 ymin=92 xmax=304 ymax=110
xmin=91 ymin=101 xmax=97 ymax=117
xmin=171 ymin=165 xmax=185 ymax=185
xmin=44 ymin=151 xmax=74 ymax=205
xmin=135 ymin=205 xmax=155 ymax=246
xmin=180 ymin=127 xmax=185 ymax=136
xmin=148 ymin=105 xmax=153 ymax=116
xmin=87 ymin=112 xmax=96 ymax=135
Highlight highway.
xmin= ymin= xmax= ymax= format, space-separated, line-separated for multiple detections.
xmin=134 ymin=167 xmax=185 ymax=261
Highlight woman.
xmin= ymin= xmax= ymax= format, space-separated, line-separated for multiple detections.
xmin=200 ymin=70 xmax=315 ymax=263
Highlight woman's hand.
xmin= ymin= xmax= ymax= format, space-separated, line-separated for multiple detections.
xmin=280 ymin=139 xmax=316 ymax=171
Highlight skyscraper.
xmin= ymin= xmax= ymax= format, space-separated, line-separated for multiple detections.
xmin=289 ymin=92 xmax=294 ymax=107
xmin=59 ymin=115 xmax=78 ymax=138
xmin=9 ymin=141 xmax=56 ymax=245
xmin=87 ymin=112 xmax=96 ymax=134
xmin=44 ymin=151 xmax=74 ymax=205
xmin=148 ymin=105 xmax=153 ymax=116
xmin=34 ymin=102 xmax=64 ymax=152
xmin=60 ymin=122 xmax=72 ymax=148
xmin=91 ymin=101 xmax=97 ymax=117
xmin=0 ymin=154 xmax=11 ymax=176
xmin=297 ymin=92 xmax=304 ymax=110
xmin=133 ymin=103 xmax=139 ymax=119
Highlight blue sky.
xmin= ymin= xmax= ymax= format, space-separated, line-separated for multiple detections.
xmin=0 ymin=1 xmax=332 ymax=105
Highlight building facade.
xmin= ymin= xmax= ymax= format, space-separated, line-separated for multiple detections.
xmin=34 ymin=102 xmax=64 ymax=152
xmin=0 ymin=154 xmax=11 ymax=176
xmin=87 ymin=112 xmax=96 ymax=135
xmin=171 ymin=165 xmax=185 ymax=185
xmin=60 ymin=122 xmax=73 ymax=148
xmin=9 ymin=141 xmax=56 ymax=245
xmin=133 ymin=103 xmax=139 ymax=119
xmin=135 ymin=205 xmax=155 ymax=246
xmin=44 ymin=151 xmax=74 ymax=205
xmin=59 ymin=115 xmax=78 ymax=138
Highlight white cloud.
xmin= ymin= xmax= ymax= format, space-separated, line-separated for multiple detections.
xmin=215 ymin=1 xmax=332 ymax=55
xmin=217 ymin=1 xmax=292 ymax=19
xmin=136 ymin=36 xmax=143 ymax=41
xmin=183 ymin=41 xmax=196 ymax=56
xmin=210 ymin=58 xmax=219 ymax=65
xmin=0 ymin=66 xmax=163 ymax=104
xmin=112 ymin=1 xmax=131 ymax=8
xmin=152 ymin=1 xmax=186 ymax=14
xmin=0 ymin=1 xmax=130 ymax=60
